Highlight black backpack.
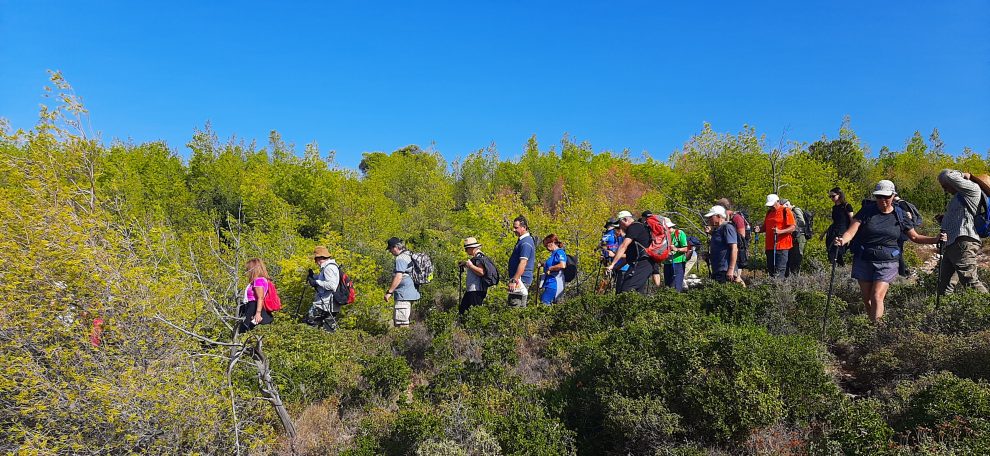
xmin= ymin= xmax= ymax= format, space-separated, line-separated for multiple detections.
xmin=331 ymin=263 xmax=356 ymax=305
xmin=798 ymin=208 xmax=814 ymax=240
xmin=475 ymin=253 xmax=500 ymax=288
xmin=896 ymin=199 xmax=923 ymax=229
xmin=563 ymin=255 xmax=578 ymax=283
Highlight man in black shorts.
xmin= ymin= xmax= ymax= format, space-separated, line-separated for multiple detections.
xmin=605 ymin=210 xmax=656 ymax=294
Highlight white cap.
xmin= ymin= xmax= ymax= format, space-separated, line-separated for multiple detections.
xmin=873 ymin=180 xmax=896 ymax=197
xmin=616 ymin=210 xmax=634 ymax=220
xmin=704 ymin=205 xmax=727 ymax=218
xmin=663 ymin=217 xmax=676 ymax=228
xmin=765 ymin=194 xmax=780 ymax=207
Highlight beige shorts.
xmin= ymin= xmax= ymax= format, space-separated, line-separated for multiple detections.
xmin=394 ymin=300 xmax=412 ymax=326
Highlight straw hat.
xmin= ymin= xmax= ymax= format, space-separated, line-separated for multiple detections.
xmin=313 ymin=246 xmax=332 ymax=259
xmin=463 ymin=237 xmax=482 ymax=249
xmin=972 ymin=174 xmax=990 ymax=194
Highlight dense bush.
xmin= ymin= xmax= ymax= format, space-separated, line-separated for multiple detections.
xmin=561 ymin=307 xmax=840 ymax=452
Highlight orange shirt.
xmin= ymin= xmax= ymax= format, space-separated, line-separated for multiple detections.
xmin=763 ymin=206 xmax=796 ymax=250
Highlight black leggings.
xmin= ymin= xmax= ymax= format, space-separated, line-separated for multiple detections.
xmin=618 ymin=261 xmax=653 ymax=294
xmin=238 ymin=300 xmax=273 ymax=332
xmin=459 ymin=290 xmax=488 ymax=315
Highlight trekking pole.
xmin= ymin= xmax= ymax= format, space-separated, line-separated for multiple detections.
xmin=822 ymin=240 xmax=839 ymax=341
xmin=531 ymin=266 xmax=542 ymax=307
xmin=295 ymin=270 xmax=312 ymax=319
xmin=458 ymin=266 xmax=464 ymax=303
xmin=935 ymin=229 xmax=946 ymax=309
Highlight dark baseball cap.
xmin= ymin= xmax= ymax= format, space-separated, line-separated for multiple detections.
xmin=386 ymin=237 xmax=403 ymax=250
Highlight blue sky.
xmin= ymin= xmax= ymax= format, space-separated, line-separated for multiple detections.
xmin=1 ymin=1 xmax=988 ymax=169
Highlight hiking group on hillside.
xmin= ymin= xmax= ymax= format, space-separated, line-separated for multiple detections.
xmin=239 ymin=169 xmax=990 ymax=331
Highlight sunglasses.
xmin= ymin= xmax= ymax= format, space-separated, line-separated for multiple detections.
xmin=875 ymin=194 xmax=894 ymax=200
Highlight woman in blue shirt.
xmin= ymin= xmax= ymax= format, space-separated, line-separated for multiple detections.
xmin=540 ymin=234 xmax=568 ymax=305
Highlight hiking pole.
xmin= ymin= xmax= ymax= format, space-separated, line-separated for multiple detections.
xmin=295 ymin=269 xmax=313 ymax=319
xmin=822 ymin=240 xmax=839 ymax=341
xmin=935 ymin=229 xmax=946 ymax=309
xmin=458 ymin=266 xmax=464 ymax=304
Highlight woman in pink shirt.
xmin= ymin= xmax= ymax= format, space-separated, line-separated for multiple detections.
xmin=240 ymin=257 xmax=274 ymax=332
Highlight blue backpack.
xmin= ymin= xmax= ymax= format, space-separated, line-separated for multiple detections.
xmin=959 ymin=193 xmax=990 ymax=238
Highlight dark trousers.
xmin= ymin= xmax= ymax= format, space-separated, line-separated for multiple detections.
xmin=786 ymin=245 xmax=803 ymax=277
xmin=713 ymin=270 xmax=730 ymax=283
xmin=618 ymin=260 xmax=653 ymax=294
xmin=238 ymin=300 xmax=274 ymax=332
xmin=765 ymin=249 xmax=789 ymax=279
xmin=459 ymin=289 xmax=488 ymax=315
xmin=663 ymin=262 xmax=685 ymax=292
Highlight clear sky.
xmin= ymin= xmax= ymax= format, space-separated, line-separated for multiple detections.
xmin=1 ymin=1 xmax=988 ymax=169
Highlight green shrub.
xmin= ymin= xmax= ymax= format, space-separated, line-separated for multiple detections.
xmin=562 ymin=309 xmax=840 ymax=451
xmin=812 ymin=398 xmax=894 ymax=455
xmin=361 ymin=354 xmax=412 ymax=401
xmin=261 ymin=323 xmax=370 ymax=404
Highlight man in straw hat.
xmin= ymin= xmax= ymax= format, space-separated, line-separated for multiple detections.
xmin=305 ymin=246 xmax=341 ymax=331
xmin=937 ymin=169 xmax=988 ymax=294
xmin=458 ymin=237 xmax=492 ymax=315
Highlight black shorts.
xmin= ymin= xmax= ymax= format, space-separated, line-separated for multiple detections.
xmin=651 ymin=261 xmax=661 ymax=275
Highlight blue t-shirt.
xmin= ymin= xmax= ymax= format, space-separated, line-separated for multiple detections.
xmin=508 ymin=234 xmax=536 ymax=286
xmin=544 ymin=248 xmax=567 ymax=278
xmin=709 ymin=222 xmax=738 ymax=273
xmin=393 ymin=252 xmax=421 ymax=301
xmin=601 ymin=230 xmax=620 ymax=261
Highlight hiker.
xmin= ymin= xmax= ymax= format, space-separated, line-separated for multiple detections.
xmin=753 ymin=194 xmax=796 ymax=279
xmin=783 ymin=200 xmax=807 ymax=277
xmin=611 ymin=224 xmax=629 ymax=292
xmin=600 ymin=218 xmax=621 ymax=264
xmin=458 ymin=237 xmax=489 ymax=315
xmin=822 ymin=187 xmax=854 ymax=266
xmin=606 ymin=210 xmax=655 ymax=294
xmin=385 ymin=237 xmax=420 ymax=327
xmin=716 ymin=198 xmax=748 ymax=284
xmin=683 ymin=235 xmax=703 ymax=289
xmin=305 ymin=246 xmax=341 ymax=331
xmin=507 ymin=215 xmax=536 ymax=306
xmin=662 ymin=217 xmax=690 ymax=292
xmin=642 ymin=211 xmax=664 ymax=288
xmin=539 ymin=234 xmax=568 ymax=305
xmin=936 ymin=169 xmax=989 ymax=294
xmin=705 ymin=205 xmax=738 ymax=284
xmin=240 ymin=257 xmax=275 ymax=332
xmin=834 ymin=180 xmax=944 ymax=323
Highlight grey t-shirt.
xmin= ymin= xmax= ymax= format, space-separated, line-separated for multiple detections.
xmin=465 ymin=253 xmax=484 ymax=292
xmin=393 ymin=252 xmax=421 ymax=301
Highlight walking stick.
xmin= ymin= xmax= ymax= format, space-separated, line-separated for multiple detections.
xmin=295 ymin=270 xmax=312 ymax=319
xmin=822 ymin=241 xmax=838 ymax=341
xmin=772 ymin=230 xmax=778 ymax=278
xmin=935 ymin=229 xmax=946 ymax=309
xmin=458 ymin=266 xmax=464 ymax=304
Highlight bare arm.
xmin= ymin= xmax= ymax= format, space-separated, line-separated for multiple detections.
xmin=728 ymin=244 xmax=737 ymax=278
xmin=906 ymin=228 xmax=941 ymax=245
xmin=252 ymin=285 xmax=266 ymax=323
xmin=384 ymin=273 xmax=403 ymax=302
xmin=836 ymin=220 xmax=862 ymax=246
xmin=547 ymin=260 xmax=567 ymax=273
xmin=464 ymin=259 xmax=485 ymax=277
xmin=607 ymin=238 xmax=634 ymax=270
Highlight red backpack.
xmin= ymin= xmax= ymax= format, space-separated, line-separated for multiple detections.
xmin=642 ymin=215 xmax=674 ymax=263
xmin=263 ymin=279 xmax=283 ymax=312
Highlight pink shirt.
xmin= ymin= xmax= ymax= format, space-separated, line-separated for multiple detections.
xmin=244 ymin=277 xmax=270 ymax=303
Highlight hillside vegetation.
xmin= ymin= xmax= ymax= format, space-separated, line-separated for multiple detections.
xmin=2 ymin=73 xmax=989 ymax=455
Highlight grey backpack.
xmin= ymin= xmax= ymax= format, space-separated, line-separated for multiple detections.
xmin=407 ymin=251 xmax=434 ymax=286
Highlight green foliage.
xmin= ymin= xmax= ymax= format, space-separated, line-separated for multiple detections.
xmin=6 ymin=73 xmax=990 ymax=454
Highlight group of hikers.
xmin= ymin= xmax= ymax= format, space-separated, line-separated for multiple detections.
xmin=237 ymin=168 xmax=989 ymax=332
